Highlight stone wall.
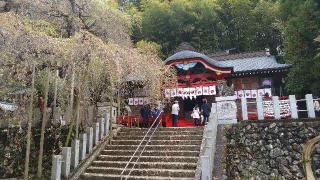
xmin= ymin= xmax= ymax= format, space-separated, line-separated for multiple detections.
xmin=225 ymin=121 xmax=320 ymax=179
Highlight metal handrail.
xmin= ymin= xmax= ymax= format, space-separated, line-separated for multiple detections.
xmin=120 ymin=111 xmax=163 ymax=179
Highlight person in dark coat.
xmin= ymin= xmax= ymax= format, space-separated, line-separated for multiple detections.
xmin=151 ymin=106 xmax=161 ymax=127
xmin=201 ymin=98 xmax=211 ymax=124
xmin=140 ymin=105 xmax=150 ymax=128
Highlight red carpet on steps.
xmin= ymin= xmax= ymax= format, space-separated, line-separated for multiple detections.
xmin=163 ymin=114 xmax=204 ymax=127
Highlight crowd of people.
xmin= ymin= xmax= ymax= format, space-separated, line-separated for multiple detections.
xmin=140 ymin=104 xmax=161 ymax=128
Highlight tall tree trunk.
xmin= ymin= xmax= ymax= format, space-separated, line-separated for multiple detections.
xmin=65 ymin=63 xmax=75 ymax=146
xmin=37 ymin=68 xmax=50 ymax=179
xmin=75 ymin=86 xmax=81 ymax=139
xmin=52 ymin=70 xmax=59 ymax=123
xmin=24 ymin=65 xmax=35 ymax=180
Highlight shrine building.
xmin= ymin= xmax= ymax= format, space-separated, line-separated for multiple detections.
xmin=163 ymin=49 xmax=292 ymax=119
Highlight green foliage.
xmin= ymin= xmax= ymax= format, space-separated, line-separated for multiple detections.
xmin=279 ymin=0 xmax=320 ymax=96
xmin=127 ymin=0 xmax=282 ymax=56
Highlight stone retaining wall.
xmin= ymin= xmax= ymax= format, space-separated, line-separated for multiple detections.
xmin=225 ymin=121 xmax=320 ymax=179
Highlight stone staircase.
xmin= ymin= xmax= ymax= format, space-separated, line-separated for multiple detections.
xmin=81 ymin=127 xmax=204 ymax=180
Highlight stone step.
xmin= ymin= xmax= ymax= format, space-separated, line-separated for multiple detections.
xmin=105 ymin=145 xmax=201 ymax=151
xmin=85 ymin=166 xmax=195 ymax=177
xmin=96 ymin=155 xmax=198 ymax=163
xmin=111 ymin=140 xmax=202 ymax=146
xmin=117 ymin=130 xmax=203 ymax=136
xmin=81 ymin=173 xmax=194 ymax=180
xmin=114 ymin=135 xmax=203 ymax=141
xmin=90 ymin=161 xmax=198 ymax=169
xmin=120 ymin=127 xmax=203 ymax=132
xmin=101 ymin=150 xmax=200 ymax=157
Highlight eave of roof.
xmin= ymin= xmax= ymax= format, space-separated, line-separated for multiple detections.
xmin=217 ymin=55 xmax=291 ymax=73
xmin=164 ymin=50 xmax=232 ymax=69
xmin=165 ymin=50 xmax=291 ymax=74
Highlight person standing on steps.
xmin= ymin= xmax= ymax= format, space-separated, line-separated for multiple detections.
xmin=171 ymin=100 xmax=180 ymax=127
xmin=201 ymin=98 xmax=211 ymax=125
xmin=140 ymin=105 xmax=150 ymax=128
xmin=151 ymin=105 xmax=161 ymax=127
xmin=192 ymin=105 xmax=201 ymax=126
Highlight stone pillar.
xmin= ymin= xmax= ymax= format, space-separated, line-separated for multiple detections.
xmin=86 ymin=127 xmax=93 ymax=152
xmin=289 ymin=95 xmax=298 ymax=119
xmin=241 ymin=97 xmax=248 ymax=120
xmin=100 ymin=117 xmax=105 ymax=138
xmin=105 ymin=114 xmax=110 ymax=136
xmin=272 ymin=96 xmax=281 ymax=119
xmin=93 ymin=122 xmax=100 ymax=146
xmin=51 ymin=155 xmax=62 ymax=180
xmin=61 ymin=147 xmax=71 ymax=178
xmin=71 ymin=139 xmax=80 ymax=169
xmin=306 ymin=94 xmax=315 ymax=118
xmin=201 ymin=156 xmax=210 ymax=180
xmin=80 ymin=133 xmax=87 ymax=161
xmin=256 ymin=96 xmax=264 ymax=120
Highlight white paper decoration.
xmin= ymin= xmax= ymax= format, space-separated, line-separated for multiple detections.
xmin=183 ymin=88 xmax=190 ymax=98
xmin=244 ymin=90 xmax=252 ymax=98
xmin=165 ymin=89 xmax=171 ymax=98
xmin=134 ymin=98 xmax=139 ymax=105
xmin=202 ymin=86 xmax=209 ymax=95
xmin=257 ymin=89 xmax=265 ymax=97
xmin=189 ymin=88 xmax=196 ymax=96
xmin=171 ymin=89 xmax=177 ymax=97
xmin=264 ymin=88 xmax=272 ymax=97
xmin=138 ymin=98 xmax=144 ymax=105
xmin=237 ymin=90 xmax=244 ymax=99
xmin=128 ymin=98 xmax=134 ymax=105
xmin=177 ymin=88 xmax=183 ymax=97
xmin=251 ymin=89 xmax=258 ymax=99
xmin=196 ymin=86 xmax=203 ymax=96
xmin=209 ymin=86 xmax=216 ymax=95
xmin=143 ymin=97 xmax=149 ymax=104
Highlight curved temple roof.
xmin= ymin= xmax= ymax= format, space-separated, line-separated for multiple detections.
xmin=164 ymin=50 xmax=230 ymax=69
xmin=165 ymin=50 xmax=291 ymax=74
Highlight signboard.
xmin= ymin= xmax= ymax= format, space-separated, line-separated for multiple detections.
xmin=216 ymin=96 xmax=238 ymax=124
